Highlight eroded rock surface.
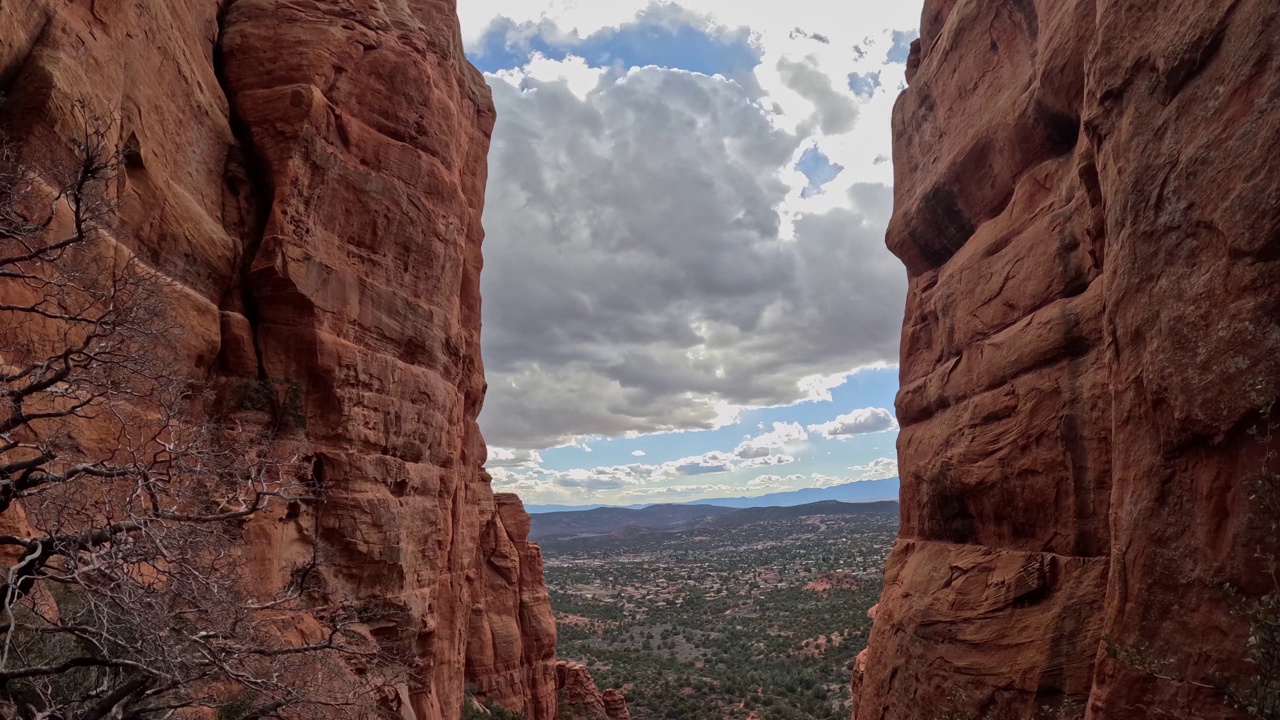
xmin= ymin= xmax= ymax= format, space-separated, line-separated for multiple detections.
xmin=602 ymin=689 xmax=631 ymax=720
xmin=0 ymin=1 xmax=556 ymax=718
xmin=856 ymin=1 xmax=1280 ymax=719
xmin=556 ymin=661 xmax=631 ymax=720
xmin=467 ymin=493 xmax=559 ymax=718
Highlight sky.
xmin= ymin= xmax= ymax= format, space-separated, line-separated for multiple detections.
xmin=460 ymin=1 xmax=922 ymax=507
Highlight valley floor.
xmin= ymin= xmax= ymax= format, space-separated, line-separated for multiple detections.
xmin=542 ymin=508 xmax=898 ymax=720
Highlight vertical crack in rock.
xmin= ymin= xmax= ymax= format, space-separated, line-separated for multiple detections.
xmin=214 ymin=0 xmax=269 ymax=382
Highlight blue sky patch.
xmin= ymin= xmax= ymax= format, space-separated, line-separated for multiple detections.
xmin=468 ymin=15 xmax=760 ymax=80
xmin=796 ymin=147 xmax=845 ymax=198
xmin=886 ymin=30 xmax=919 ymax=64
xmin=848 ymin=71 xmax=882 ymax=99
xmin=537 ymin=365 xmax=900 ymax=474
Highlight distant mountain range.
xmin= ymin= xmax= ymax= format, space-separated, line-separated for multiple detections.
xmin=524 ymin=477 xmax=900 ymax=514
xmin=683 ymin=477 xmax=900 ymax=509
xmin=528 ymin=504 xmax=737 ymax=541
xmin=529 ymin=497 xmax=900 ymax=541
xmin=695 ymin=499 xmax=898 ymax=530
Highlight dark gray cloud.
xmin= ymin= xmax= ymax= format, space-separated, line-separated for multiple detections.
xmin=478 ymin=68 xmax=905 ymax=449
xmin=788 ymin=28 xmax=831 ymax=44
xmin=776 ymin=55 xmax=859 ymax=135
xmin=673 ymin=452 xmax=737 ymax=475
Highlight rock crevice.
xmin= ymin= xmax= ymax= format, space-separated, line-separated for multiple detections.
xmin=212 ymin=0 xmax=271 ymax=382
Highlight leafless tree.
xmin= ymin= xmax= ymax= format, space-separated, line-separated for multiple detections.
xmin=0 ymin=106 xmax=397 ymax=719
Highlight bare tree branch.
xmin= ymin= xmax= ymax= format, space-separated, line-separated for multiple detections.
xmin=0 ymin=102 xmax=404 ymax=720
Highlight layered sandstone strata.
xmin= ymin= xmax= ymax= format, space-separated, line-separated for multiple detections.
xmin=0 ymin=1 xmax=555 ymax=718
xmin=467 ymin=493 xmax=559 ymax=718
xmin=855 ymin=1 xmax=1280 ymax=719
xmin=557 ymin=661 xmax=632 ymax=720
xmin=602 ymin=689 xmax=631 ymax=720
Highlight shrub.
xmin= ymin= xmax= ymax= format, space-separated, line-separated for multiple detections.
xmin=233 ymin=376 xmax=308 ymax=430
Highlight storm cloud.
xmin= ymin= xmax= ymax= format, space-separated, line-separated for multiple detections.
xmin=478 ymin=66 xmax=905 ymax=449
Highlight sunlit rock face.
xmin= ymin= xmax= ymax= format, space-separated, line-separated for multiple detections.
xmin=468 ymin=493 xmax=559 ymax=719
xmin=855 ymin=1 xmax=1280 ymax=718
xmin=0 ymin=1 xmax=558 ymax=718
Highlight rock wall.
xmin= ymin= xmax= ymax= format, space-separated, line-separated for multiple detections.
xmin=0 ymin=1 xmax=557 ymax=718
xmin=468 ymin=493 xmax=559 ymax=718
xmin=855 ymin=1 xmax=1280 ymax=719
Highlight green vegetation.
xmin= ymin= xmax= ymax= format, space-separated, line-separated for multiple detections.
xmin=937 ymin=698 xmax=1085 ymax=720
xmin=1230 ymin=411 xmax=1280 ymax=719
xmin=542 ymin=507 xmax=897 ymax=720
xmin=233 ymin=376 xmax=307 ymax=429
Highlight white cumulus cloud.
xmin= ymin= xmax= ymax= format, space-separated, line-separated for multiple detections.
xmin=847 ymin=457 xmax=899 ymax=481
xmin=485 ymin=447 xmax=544 ymax=468
xmin=733 ymin=421 xmax=808 ymax=459
xmin=807 ymin=407 xmax=898 ymax=439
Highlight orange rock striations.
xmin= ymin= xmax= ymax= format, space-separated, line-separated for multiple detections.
xmin=856 ymin=1 xmax=1280 ymax=719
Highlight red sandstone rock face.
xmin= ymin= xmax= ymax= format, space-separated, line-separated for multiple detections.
xmin=602 ymin=690 xmax=631 ymax=720
xmin=0 ymin=2 xmax=557 ymax=719
xmin=557 ymin=661 xmax=631 ymax=720
xmin=856 ymin=1 xmax=1280 ymax=719
xmin=468 ymin=493 xmax=559 ymax=719
xmin=557 ymin=662 xmax=609 ymax=719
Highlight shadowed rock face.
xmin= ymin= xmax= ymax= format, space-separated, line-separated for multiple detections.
xmin=856 ymin=1 xmax=1280 ymax=719
xmin=0 ymin=1 xmax=555 ymax=718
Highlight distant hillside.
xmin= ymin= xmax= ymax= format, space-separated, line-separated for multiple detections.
xmin=523 ymin=503 xmax=609 ymax=513
xmin=530 ymin=498 xmax=900 ymax=540
xmin=686 ymin=478 xmax=900 ymax=509
xmin=695 ymin=500 xmax=899 ymax=529
xmin=528 ymin=503 xmax=737 ymax=541
xmin=525 ymin=478 xmax=899 ymax=514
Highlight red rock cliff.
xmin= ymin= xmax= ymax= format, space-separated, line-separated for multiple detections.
xmin=0 ymin=1 xmax=556 ymax=718
xmin=855 ymin=1 xmax=1280 ymax=719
